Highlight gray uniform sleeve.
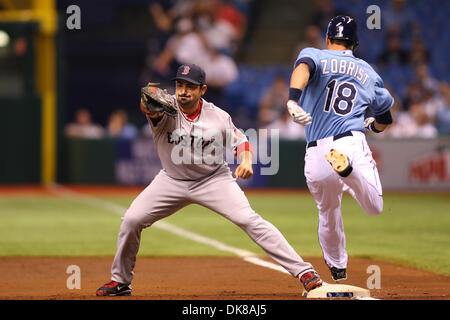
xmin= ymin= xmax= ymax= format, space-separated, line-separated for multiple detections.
xmin=147 ymin=114 xmax=168 ymax=139
xmin=224 ymin=115 xmax=251 ymax=157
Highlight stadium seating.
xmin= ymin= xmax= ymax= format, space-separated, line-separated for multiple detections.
xmin=226 ymin=0 xmax=449 ymax=118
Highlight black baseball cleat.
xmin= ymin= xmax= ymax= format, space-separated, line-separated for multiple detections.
xmin=328 ymin=266 xmax=347 ymax=281
xmin=300 ymin=270 xmax=323 ymax=292
xmin=96 ymin=281 xmax=132 ymax=296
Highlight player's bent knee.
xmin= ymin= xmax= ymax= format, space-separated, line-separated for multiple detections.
xmin=366 ymin=201 xmax=383 ymax=216
xmin=231 ymin=211 xmax=261 ymax=231
xmin=233 ymin=215 xmax=254 ymax=229
xmin=121 ymin=214 xmax=149 ymax=232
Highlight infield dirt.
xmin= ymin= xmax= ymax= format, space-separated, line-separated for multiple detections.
xmin=1 ymin=256 xmax=449 ymax=300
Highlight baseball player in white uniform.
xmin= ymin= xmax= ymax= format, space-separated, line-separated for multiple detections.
xmin=287 ymin=16 xmax=394 ymax=281
xmin=96 ymin=64 xmax=323 ymax=296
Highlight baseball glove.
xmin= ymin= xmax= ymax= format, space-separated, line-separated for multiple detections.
xmin=141 ymin=82 xmax=177 ymax=117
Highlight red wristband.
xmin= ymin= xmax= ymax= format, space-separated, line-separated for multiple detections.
xmin=236 ymin=142 xmax=253 ymax=157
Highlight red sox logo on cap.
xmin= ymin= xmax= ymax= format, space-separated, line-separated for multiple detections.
xmin=181 ymin=66 xmax=190 ymax=75
xmin=173 ymin=64 xmax=205 ymax=85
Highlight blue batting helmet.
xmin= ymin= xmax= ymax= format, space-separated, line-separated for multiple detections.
xmin=326 ymin=15 xmax=359 ymax=49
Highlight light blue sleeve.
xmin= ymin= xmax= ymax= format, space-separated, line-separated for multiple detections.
xmin=294 ymin=48 xmax=321 ymax=81
xmin=369 ymin=78 xmax=394 ymax=115
xmin=295 ymin=48 xmax=320 ymax=68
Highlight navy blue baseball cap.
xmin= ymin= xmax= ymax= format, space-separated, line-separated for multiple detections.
xmin=172 ymin=64 xmax=206 ymax=85
xmin=326 ymin=15 xmax=359 ymax=48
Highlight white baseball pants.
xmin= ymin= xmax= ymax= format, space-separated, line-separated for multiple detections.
xmin=304 ymin=131 xmax=383 ymax=269
xmin=110 ymin=166 xmax=315 ymax=284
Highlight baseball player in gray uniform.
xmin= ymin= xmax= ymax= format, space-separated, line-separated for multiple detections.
xmin=96 ymin=64 xmax=323 ymax=296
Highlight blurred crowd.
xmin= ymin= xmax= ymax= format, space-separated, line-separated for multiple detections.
xmin=364 ymin=0 xmax=450 ymax=138
xmin=64 ymin=0 xmax=449 ymax=141
xmin=141 ymin=0 xmax=252 ymax=106
xmin=66 ymin=0 xmax=253 ymax=140
xmin=259 ymin=0 xmax=450 ymax=140
xmin=65 ymin=108 xmax=140 ymax=140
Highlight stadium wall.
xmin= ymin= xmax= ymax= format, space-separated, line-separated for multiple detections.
xmin=55 ymin=137 xmax=450 ymax=190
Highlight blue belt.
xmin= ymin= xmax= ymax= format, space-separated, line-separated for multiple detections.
xmin=307 ymin=131 xmax=353 ymax=149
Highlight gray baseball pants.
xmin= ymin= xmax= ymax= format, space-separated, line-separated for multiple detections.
xmin=110 ymin=167 xmax=314 ymax=284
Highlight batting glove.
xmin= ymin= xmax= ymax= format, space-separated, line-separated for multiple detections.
xmin=364 ymin=117 xmax=382 ymax=133
xmin=287 ymin=101 xmax=312 ymax=126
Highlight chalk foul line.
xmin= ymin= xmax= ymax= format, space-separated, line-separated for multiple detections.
xmin=50 ymin=185 xmax=289 ymax=275
xmin=50 ymin=184 xmax=378 ymax=300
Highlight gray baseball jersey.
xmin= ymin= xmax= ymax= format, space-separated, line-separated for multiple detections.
xmin=148 ymin=98 xmax=250 ymax=180
xmin=110 ymin=97 xmax=315 ymax=285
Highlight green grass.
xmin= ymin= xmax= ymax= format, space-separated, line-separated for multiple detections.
xmin=0 ymin=196 xmax=222 ymax=256
xmin=0 ymin=192 xmax=449 ymax=276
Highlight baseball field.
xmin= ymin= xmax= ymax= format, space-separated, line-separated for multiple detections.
xmin=1 ymin=185 xmax=449 ymax=300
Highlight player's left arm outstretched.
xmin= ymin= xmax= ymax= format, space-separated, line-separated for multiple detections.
xmin=140 ymin=83 xmax=177 ymax=124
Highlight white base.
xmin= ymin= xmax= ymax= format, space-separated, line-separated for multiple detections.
xmin=303 ymin=283 xmax=371 ymax=299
